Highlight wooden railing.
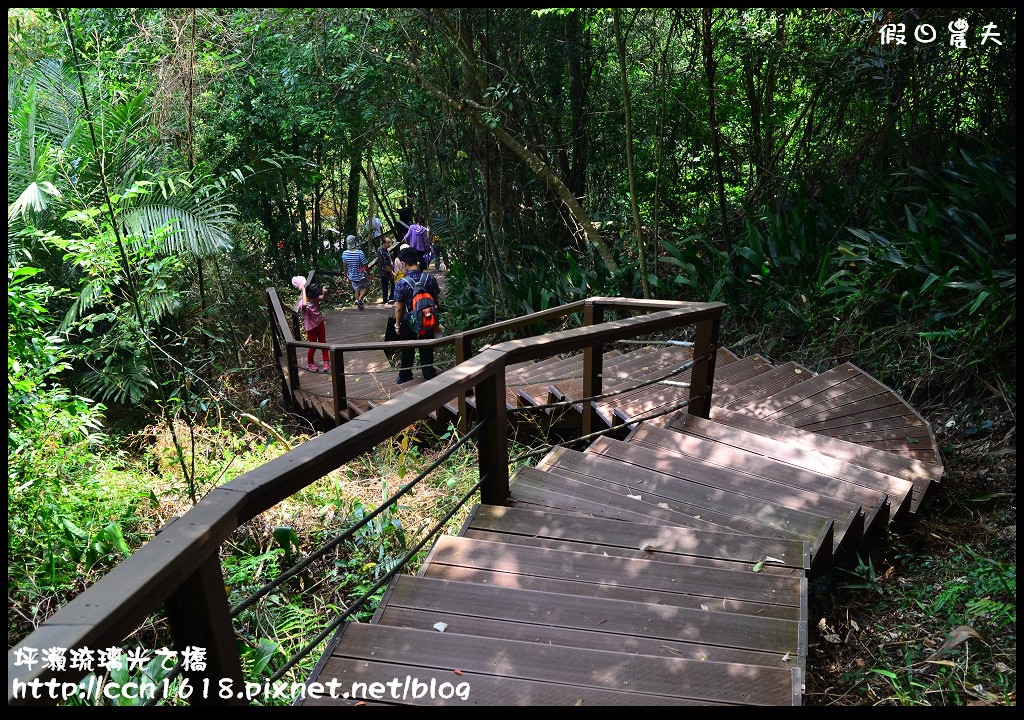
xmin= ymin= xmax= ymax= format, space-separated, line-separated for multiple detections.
xmin=8 ymin=297 xmax=724 ymax=706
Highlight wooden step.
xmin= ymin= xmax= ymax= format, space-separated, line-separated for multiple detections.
xmin=374 ymin=606 xmax=794 ymax=683
xmin=317 ymin=622 xmax=772 ymax=705
xmin=602 ymin=353 xmax=775 ymax=427
xmin=508 ymin=467 xmax=748 ymax=533
xmin=624 ymin=423 xmax=897 ymax=533
xmin=700 ymin=407 xmax=940 ymax=513
xmin=661 ymin=412 xmax=915 ymax=521
xmin=514 ymin=350 xmax=625 ymax=408
xmin=507 ymin=353 xmax=585 ymax=387
xmin=363 ymin=577 xmax=803 ymax=704
xmin=589 ymin=346 xmax=723 ymax=426
xmin=551 ymin=345 xmax=676 ymax=401
xmin=728 ymin=363 xmax=864 ymax=421
xmin=583 ymin=437 xmax=870 ymax=553
xmin=421 ymin=535 xmax=806 ymax=620
xmin=464 ymin=504 xmax=810 ymax=571
xmin=718 ymin=362 xmax=816 ymax=411
xmin=529 ymin=451 xmax=835 ymax=570
xmin=507 ymin=466 xmax=832 ymax=564
xmin=729 ymin=363 xmax=941 ymax=464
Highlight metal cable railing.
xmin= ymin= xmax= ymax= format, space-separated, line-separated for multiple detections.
xmin=263 ymin=471 xmax=488 ymax=686
xmin=506 ymin=356 xmax=700 ymax=414
xmin=508 ymin=394 xmax=702 ymax=464
xmin=229 ymin=419 xmax=485 ymax=617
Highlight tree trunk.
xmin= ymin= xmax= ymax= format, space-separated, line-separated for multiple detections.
xmin=460 ymin=9 xmax=509 ymax=308
xmin=422 ymin=8 xmax=620 ymax=275
xmin=614 ymin=8 xmax=650 ymax=298
xmin=701 ymin=8 xmax=731 ymax=257
xmin=346 ymin=146 xmax=362 ymax=236
xmin=653 ymin=9 xmax=682 ymax=254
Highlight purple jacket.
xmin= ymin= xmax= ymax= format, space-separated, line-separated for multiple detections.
xmin=404 ymin=223 xmax=430 ymax=253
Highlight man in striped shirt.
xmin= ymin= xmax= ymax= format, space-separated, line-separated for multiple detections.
xmin=342 ymin=234 xmax=371 ymax=310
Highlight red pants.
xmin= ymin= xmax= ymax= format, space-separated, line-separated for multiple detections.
xmin=307 ymin=322 xmax=328 ymax=364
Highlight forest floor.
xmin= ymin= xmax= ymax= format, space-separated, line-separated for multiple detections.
xmin=802 ymin=394 xmax=1016 ymax=706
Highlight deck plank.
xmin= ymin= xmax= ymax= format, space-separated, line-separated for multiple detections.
xmin=531 ymin=452 xmax=835 ymax=568
xmin=317 ymin=622 xmax=798 ymax=705
xmin=383 ymin=575 xmax=804 ymax=660
xmin=576 ymin=439 xmax=866 ymax=553
xmin=661 ymin=414 xmax=914 ymax=521
xmin=422 ymin=535 xmax=805 ymax=609
xmin=626 ymin=423 xmax=897 ymax=529
xmin=719 ymin=362 xmax=816 ymax=410
xmin=377 ymin=606 xmax=796 ymax=671
xmin=466 ymin=504 xmax=810 ymax=570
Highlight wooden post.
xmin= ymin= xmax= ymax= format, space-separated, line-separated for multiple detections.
xmin=476 ymin=368 xmax=509 ymax=505
xmin=164 ymin=555 xmax=246 ymax=706
xmin=687 ymin=315 xmax=721 ymax=418
xmin=266 ymin=291 xmax=292 ymax=406
xmin=581 ymin=301 xmax=605 ymax=437
xmin=331 ymin=347 xmax=346 ymax=426
xmin=455 ymin=335 xmax=473 ymax=436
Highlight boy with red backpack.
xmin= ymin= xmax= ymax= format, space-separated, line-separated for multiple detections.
xmin=392 ymin=246 xmax=441 ymax=384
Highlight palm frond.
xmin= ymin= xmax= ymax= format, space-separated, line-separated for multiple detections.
xmin=8 ymin=180 xmax=62 ymax=224
xmin=121 ymin=195 xmax=236 ymax=258
xmin=59 ymin=278 xmax=116 ymax=333
xmin=77 ymin=355 xmax=155 ymax=406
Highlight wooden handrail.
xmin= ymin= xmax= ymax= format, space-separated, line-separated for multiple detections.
xmin=8 ymin=297 xmax=724 ymax=706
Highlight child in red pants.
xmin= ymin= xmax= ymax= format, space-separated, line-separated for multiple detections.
xmin=297 ymin=282 xmax=330 ymax=372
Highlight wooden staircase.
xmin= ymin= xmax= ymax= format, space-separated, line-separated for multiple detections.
xmin=301 ymin=345 xmax=942 ymax=706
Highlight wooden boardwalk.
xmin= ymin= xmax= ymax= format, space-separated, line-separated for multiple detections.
xmin=282 ymin=295 xmax=942 ymax=706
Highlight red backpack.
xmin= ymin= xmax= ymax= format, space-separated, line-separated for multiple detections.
xmin=401 ymin=274 xmax=439 ymax=337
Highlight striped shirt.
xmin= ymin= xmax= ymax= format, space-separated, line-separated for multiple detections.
xmin=341 ymin=249 xmax=368 ymax=281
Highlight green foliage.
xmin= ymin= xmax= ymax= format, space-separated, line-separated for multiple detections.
xmin=7 ymin=264 xmax=146 ymax=617
xmin=443 ymin=242 xmax=612 ymax=331
xmin=825 ymin=535 xmax=1017 ymax=706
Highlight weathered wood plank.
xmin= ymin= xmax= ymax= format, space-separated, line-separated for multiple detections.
xmin=577 ymin=440 xmax=866 ymax=553
xmin=661 ymin=414 xmax=914 ymax=521
xmin=377 ymin=606 xmax=797 ymax=672
xmin=626 ymin=423 xmax=897 ymax=526
xmin=466 ymin=504 xmax=810 ymax=570
xmin=719 ymin=362 xmax=816 ymax=410
xmin=531 ymin=452 xmax=835 ymax=568
xmin=383 ymin=576 xmax=804 ymax=658
xmin=423 ymin=535 xmax=804 ymax=608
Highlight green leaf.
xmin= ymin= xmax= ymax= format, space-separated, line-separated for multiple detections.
xmin=968 ymin=291 xmax=991 ymax=314
xmin=102 ymin=521 xmax=130 ymax=556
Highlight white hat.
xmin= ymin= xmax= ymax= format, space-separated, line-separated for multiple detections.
xmin=400 ymin=243 xmax=410 ymax=250
xmin=346 ymin=234 xmax=358 ymax=248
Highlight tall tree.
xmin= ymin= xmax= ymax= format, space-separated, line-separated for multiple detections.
xmin=614 ymin=8 xmax=651 ymax=298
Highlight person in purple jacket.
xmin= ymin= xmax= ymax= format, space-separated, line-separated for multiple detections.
xmin=403 ymin=213 xmax=431 ymax=270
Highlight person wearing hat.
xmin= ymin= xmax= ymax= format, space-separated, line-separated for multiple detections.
xmin=341 ymin=234 xmax=371 ymax=309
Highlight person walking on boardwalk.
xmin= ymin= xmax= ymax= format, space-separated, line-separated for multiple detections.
xmin=342 ymin=234 xmax=371 ymax=310
xmin=395 ymin=195 xmax=413 ymax=245
xmin=403 ymin=213 xmax=431 ymax=270
xmin=375 ymin=233 xmax=395 ymax=304
xmin=393 ymin=246 xmax=441 ymax=384
xmin=296 ymin=281 xmax=330 ymax=373
xmin=365 ymin=215 xmax=384 ymax=246
xmin=392 ymin=243 xmax=410 ymax=301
